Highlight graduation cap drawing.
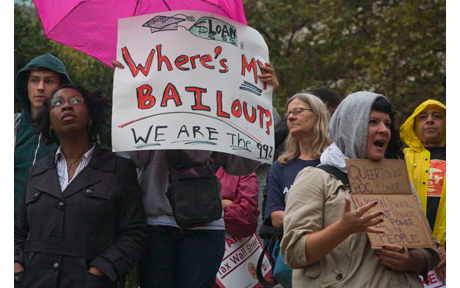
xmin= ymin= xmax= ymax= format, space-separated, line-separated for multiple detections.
xmin=142 ymin=15 xmax=194 ymax=33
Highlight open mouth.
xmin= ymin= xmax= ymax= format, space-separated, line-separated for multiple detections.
xmin=374 ymin=140 xmax=386 ymax=148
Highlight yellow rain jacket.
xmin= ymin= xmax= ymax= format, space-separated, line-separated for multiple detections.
xmin=400 ymin=99 xmax=446 ymax=246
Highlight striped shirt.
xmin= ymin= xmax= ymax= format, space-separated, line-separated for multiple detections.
xmin=55 ymin=144 xmax=95 ymax=192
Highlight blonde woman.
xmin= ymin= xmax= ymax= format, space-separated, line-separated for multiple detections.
xmin=264 ymin=93 xmax=331 ymax=229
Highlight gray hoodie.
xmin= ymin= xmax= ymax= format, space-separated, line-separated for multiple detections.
xmin=320 ymin=91 xmax=387 ymax=171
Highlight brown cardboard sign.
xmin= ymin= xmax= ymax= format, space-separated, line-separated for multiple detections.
xmin=346 ymin=159 xmax=435 ymax=249
xmin=351 ymin=194 xmax=435 ymax=248
xmin=346 ymin=159 xmax=411 ymax=194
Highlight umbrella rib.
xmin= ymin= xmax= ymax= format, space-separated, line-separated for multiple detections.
xmin=162 ymin=0 xmax=171 ymax=11
xmin=133 ymin=0 xmax=141 ymax=16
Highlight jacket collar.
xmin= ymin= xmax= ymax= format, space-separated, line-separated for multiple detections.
xmin=30 ymin=144 xmax=115 ymax=176
xmin=30 ymin=144 xmax=116 ymax=199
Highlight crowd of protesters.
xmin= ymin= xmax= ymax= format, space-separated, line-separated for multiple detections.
xmin=14 ymin=53 xmax=445 ymax=288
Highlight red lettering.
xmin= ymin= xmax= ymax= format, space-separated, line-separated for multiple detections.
xmin=190 ymin=55 xmax=200 ymax=69
xmin=200 ymin=54 xmax=215 ymax=69
xmin=265 ymin=109 xmax=272 ymax=134
xmin=185 ymin=87 xmax=210 ymax=111
xmin=174 ymin=55 xmax=190 ymax=71
xmin=232 ymin=100 xmax=242 ymax=118
xmin=428 ymin=272 xmax=437 ymax=284
xmin=241 ymin=54 xmax=257 ymax=83
xmin=214 ymin=46 xmax=222 ymax=58
xmin=243 ymin=102 xmax=256 ymax=123
xmin=136 ymin=84 xmax=156 ymax=109
xmin=156 ymin=44 xmax=173 ymax=71
xmin=161 ymin=83 xmax=182 ymax=107
xmin=219 ymin=59 xmax=229 ymax=73
xmin=257 ymin=105 xmax=267 ymax=128
xmin=216 ymin=90 xmax=230 ymax=118
xmin=122 ymin=46 xmax=155 ymax=77
xmin=225 ymin=237 xmax=237 ymax=248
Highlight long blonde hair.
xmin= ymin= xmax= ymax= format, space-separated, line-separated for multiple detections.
xmin=278 ymin=93 xmax=331 ymax=165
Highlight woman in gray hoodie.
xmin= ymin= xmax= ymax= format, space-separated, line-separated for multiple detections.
xmin=280 ymin=91 xmax=439 ymax=287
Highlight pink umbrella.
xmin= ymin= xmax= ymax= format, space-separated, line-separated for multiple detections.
xmin=32 ymin=0 xmax=247 ymax=67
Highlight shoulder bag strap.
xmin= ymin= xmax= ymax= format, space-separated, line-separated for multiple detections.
xmin=316 ymin=165 xmax=349 ymax=185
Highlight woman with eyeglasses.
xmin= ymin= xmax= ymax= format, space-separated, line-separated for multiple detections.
xmin=264 ymin=93 xmax=331 ymax=230
xmin=14 ymin=83 xmax=146 ymax=288
xmin=262 ymin=93 xmax=331 ymax=286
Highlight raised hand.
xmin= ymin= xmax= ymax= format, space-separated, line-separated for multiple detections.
xmin=340 ymin=197 xmax=384 ymax=234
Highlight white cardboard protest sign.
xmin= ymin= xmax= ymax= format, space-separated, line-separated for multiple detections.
xmin=419 ymin=270 xmax=445 ymax=288
xmin=112 ymin=10 xmax=274 ymax=163
xmin=215 ymin=233 xmax=272 ymax=288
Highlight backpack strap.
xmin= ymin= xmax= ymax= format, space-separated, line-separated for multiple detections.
xmin=316 ymin=165 xmax=349 ymax=185
xmin=256 ymin=226 xmax=283 ymax=287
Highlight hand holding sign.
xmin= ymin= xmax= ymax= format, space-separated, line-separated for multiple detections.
xmin=258 ymin=63 xmax=279 ymax=91
xmin=375 ymin=244 xmax=410 ymax=271
xmin=340 ymin=198 xmax=385 ymax=235
xmin=376 ymin=244 xmax=429 ymax=274
xmin=112 ymin=60 xmax=124 ymax=69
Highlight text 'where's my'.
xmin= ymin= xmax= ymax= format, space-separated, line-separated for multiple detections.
xmin=120 ymin=44 xmax=272 ymax=134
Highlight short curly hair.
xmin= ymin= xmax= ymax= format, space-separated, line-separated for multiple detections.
xmin=33 ymin=83 xmax=108 ymax=144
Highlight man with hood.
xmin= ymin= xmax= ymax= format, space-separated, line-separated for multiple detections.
xmin=14 ymin=54 xmax=71 ymax=216
xmin=400 ymin=99 xmax=446 ymax=282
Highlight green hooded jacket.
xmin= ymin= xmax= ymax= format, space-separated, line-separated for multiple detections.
xmin=14 ymin=54 xmax=71 ymax=216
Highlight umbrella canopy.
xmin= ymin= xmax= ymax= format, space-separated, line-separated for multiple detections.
xmin=32 ymin=0 xmax=247 ymax=67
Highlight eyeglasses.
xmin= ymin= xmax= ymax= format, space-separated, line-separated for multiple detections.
xmin=284 ymin=107 xmax=313 ymax=119
xmin=50 ymin=97 xmax=85 ymax=107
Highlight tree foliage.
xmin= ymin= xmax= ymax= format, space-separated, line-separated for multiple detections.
xmin=15 ymin=0 xmax=446 ymax=142
xmin=244 ymin=0 xmax=446 ymax=122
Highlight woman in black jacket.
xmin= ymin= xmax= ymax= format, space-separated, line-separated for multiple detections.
xmin=14 ymin=83 xmax=146 ymax=288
